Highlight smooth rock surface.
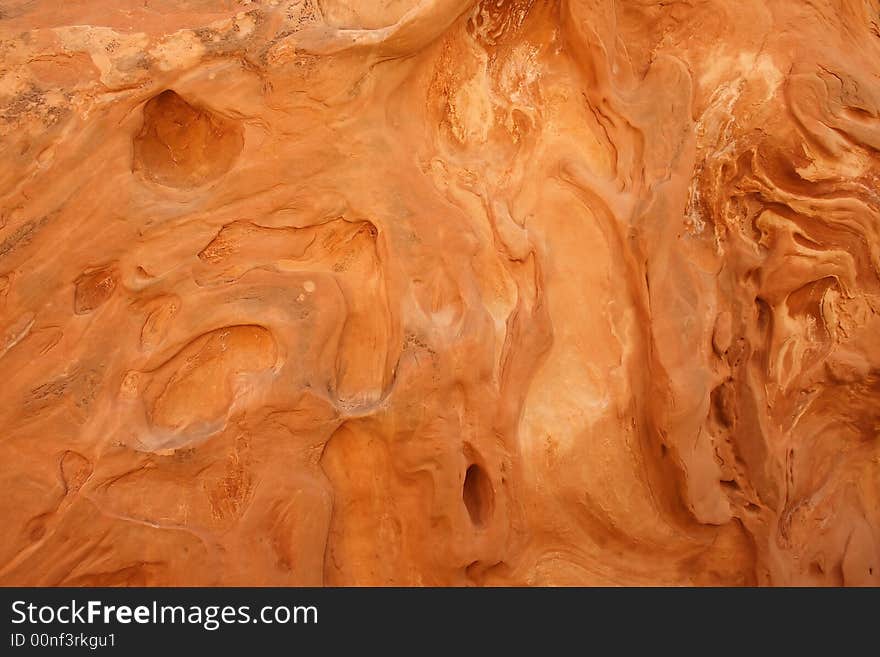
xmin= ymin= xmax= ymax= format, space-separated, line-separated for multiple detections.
xmin=0 ymin=0 xmax=878 ymax=586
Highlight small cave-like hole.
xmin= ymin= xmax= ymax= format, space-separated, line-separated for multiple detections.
xmin=710 ymin=381 xmax=736 ymax=428
xmin=133 ymin=89 xmax=243 ymax=189
xmin=463 ymin=463 xmax=493 ymax=528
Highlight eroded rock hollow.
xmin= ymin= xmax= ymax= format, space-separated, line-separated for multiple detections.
xmin=1 ymin=0 xmax=879 ymax=586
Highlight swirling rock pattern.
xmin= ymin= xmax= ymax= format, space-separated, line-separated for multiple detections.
xmin=0 ymin=0 xmax=878 ymax=586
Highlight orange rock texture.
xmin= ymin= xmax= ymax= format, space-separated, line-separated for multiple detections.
xmin=1 ymin=0 xmax=879 ymax=586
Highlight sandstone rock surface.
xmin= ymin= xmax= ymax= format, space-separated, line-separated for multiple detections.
xmin=1 ymin=0 xmax=879 ymax=586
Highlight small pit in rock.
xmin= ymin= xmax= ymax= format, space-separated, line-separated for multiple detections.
xmin=463 ymin=463 xmax=493 ymax=528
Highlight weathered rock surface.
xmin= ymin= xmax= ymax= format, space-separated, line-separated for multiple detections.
xmin=1 ymin=0 xmax=879 ymax=586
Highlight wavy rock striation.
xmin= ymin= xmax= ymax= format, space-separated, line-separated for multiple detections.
xmin=0 ymin=0 xmax=878 ymax=585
